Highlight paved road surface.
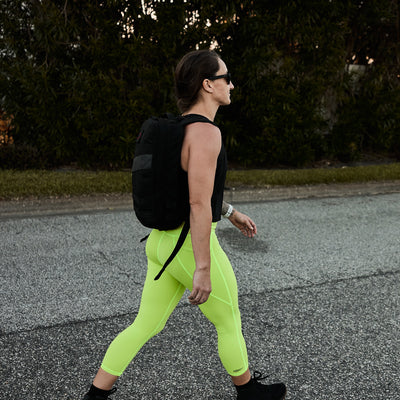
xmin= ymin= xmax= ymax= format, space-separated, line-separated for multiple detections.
xmin=1 ymin=189 xmax=399 ymax=399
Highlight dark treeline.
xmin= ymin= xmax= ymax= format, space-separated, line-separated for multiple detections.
xmin=0 ymin=0 xmax=399 ymax=169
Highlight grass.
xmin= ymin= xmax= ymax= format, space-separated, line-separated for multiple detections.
xmin=0 ymin=170 xmax=131 ymax=200
xmin=0 ymin=163 xmax=399 ymax=200
xmin=226 ymin=162 xmax=400 ymax=187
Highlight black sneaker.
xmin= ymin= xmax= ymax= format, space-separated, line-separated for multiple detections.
xmin=236 ymin=371 xmax=286 ymax=400
xmin=82 ymin=387 xmax=117 ymax=400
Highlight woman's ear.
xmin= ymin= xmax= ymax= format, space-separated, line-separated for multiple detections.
xmin=202 ymin=78 xmax=214 ymax=93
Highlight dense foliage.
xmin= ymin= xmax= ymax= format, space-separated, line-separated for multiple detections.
xmin=0 ymin=0 xmax=399 ymax=169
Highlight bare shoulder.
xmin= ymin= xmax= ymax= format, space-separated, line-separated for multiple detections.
xmin=185 ymin=122 xmax=221 ymax=147
xmin=181 ymin=122 xmax=221 ymax=171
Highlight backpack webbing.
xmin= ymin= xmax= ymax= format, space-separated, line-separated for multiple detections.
xmin=153 ymin=220 xmax=190 ymax=280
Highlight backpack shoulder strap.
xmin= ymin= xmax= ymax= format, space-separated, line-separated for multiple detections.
xmin=154 ymin=220 xmax=190 ymax=280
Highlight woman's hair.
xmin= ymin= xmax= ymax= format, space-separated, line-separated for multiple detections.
xmin=174 ymin=49 xmax=221 ymax=113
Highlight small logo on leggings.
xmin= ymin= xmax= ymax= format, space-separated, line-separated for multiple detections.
xmin=233 ymin=368 xmax=243 ymax=373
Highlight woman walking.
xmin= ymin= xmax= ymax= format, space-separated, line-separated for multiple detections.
xmin=82 ymin=49 xmax=286 ymax=400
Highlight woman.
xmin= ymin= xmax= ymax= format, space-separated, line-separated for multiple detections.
xmin=83 ymin=50 xmax=286 ymax=400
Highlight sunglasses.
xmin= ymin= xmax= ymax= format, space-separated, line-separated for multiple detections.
xmin=208 ymin=72 xmax=232 ymax=85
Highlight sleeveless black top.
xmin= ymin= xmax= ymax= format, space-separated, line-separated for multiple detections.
xmin=211 ymin=143 xmax=227 ymax=222
xmin=183 ymin=114 xmax=227 ymax=222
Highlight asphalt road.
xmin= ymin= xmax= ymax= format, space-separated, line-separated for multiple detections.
xmin=1 ymin=187 xmax=399 ymax=400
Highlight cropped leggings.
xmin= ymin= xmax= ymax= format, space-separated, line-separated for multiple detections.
xmin=101 ymin=223 xmax=249 ymax=377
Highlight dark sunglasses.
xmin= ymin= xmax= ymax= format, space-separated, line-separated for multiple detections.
xmin=208 ymin=72 xmax=231 ymax=85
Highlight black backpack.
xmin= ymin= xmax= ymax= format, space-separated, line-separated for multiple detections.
xmin=132 ymin=113 xmax=214 ymax=280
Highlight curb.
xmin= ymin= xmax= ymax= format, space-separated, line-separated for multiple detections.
xmin=224 ymin=180 xmax=400 ymax=202
xmin=1 ymin=180 xmax=400 ymax=219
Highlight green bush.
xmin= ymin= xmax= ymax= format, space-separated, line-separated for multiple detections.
xmin=0 ymin=1 xmax=399 ymax=169
xmin=0 ymin=143 xmax=48 ymax=169
xmin=330 ymin=66 xmax=400 ymax=161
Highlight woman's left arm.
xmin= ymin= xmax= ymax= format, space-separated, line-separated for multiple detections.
xmin=222 ymin=201 xmax=257 ymax=238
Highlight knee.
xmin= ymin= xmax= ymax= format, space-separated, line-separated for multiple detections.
xmin=128 ymin=314 xmax=167 ymax=341
xmin=207 ymin=305 xmax=242 ymax=333
xmin=150 ymin=320 xmax=167 ymax=337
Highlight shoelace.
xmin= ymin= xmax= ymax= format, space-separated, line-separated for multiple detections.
xmin=252 ymin=371 xmax=269 ymax=383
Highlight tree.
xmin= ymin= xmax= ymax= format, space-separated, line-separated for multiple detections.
xmin=0 ymin=0 xmax=140 ymax=167
xmin=1 ymin=0 xmax=399 ymax=169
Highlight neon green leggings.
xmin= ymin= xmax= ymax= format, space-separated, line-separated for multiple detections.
xmin=101 ymin=223 xmax=249 ymax=377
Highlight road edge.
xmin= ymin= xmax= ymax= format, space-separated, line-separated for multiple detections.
xmin=1 ymin=180 xmax=400 ymax=218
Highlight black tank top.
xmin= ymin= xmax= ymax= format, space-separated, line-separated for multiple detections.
xmin=211 ymin=143 xmax=227 ymax=222
xmin=183 ymin=114 xmax=227 ymax=222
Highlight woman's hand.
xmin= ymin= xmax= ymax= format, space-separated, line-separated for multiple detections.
xmin=188 ymin=268 xmax=212 ymax=305
xmin=228 ymin=210 xmax=257 ymax=238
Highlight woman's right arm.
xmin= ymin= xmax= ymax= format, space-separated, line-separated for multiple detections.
xmin=181 ymin=122 xmax=222 ymax=305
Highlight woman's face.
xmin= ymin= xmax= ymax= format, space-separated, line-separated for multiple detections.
xmin=210 ymin=58 xmax=234 ymax=106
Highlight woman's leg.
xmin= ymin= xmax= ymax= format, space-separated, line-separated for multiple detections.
xmin=199 ymin=233 xmax=249 ymax=378
xmin=231 ymin=370 xmax=251 ymax=385
xmin=166 ymin=226 xmax=250 ymax=380
xmin=90 ymin=230 xmax=186 ymax=389
xmin=189 ymin=232 xmax=286 ymax=398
